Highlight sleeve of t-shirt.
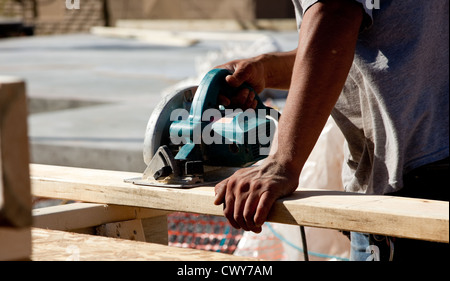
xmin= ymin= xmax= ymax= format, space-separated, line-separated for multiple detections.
xmin=292 ymin=0 xmax=373 ymax=31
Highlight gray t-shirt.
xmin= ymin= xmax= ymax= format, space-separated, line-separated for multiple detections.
xmin=292 ymin=0 xmax=449 ymax=195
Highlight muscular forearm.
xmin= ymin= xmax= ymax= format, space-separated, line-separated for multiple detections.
xmin=273 ymin=0 xmax=363 ymax=177
xmin=213 ymin=0 xmax=364 ymax=233
xmin=257 ymin=49 xmax=297 ymax=90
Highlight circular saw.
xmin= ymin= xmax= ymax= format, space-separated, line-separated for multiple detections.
xmin=126 ymin=69 xmax=279 ymax=188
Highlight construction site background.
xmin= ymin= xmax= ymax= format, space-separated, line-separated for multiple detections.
xmin=0 ymin=0 xmax=352 ymax=261
xmin=0 ymin=0 xmax=295 ymax=36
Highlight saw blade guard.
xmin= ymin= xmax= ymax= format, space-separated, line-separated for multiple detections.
xmin=143 ymin=85 xmax=198 ymax=166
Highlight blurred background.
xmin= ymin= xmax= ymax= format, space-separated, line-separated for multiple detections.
xmin=0 ymin=0 xmax=295 ymax=36
xmin=0 ymin=0 xmax=298 ymax=172
xmin=0 ymin=0 xmax=350 ymax=261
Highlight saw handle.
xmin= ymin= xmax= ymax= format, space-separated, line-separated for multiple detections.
xmin=190 ymin=69 xmax=267 ymax=120
xmin=218 ymin=73 xmax=266 ymax=111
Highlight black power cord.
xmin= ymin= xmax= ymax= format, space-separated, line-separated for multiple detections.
xmin=299 ymin=225 xmax=309 ymax=261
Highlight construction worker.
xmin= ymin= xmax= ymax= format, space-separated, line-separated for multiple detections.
xmin=213 ymin=0 xmax=449 ymax=261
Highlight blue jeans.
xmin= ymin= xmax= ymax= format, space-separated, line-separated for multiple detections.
xmin=350 ymin=232 xmax=371 ymax=261
xmin=351 ymin=157 xmax=449 ymax=261
xmin=350 ymin=232 xmax=395 ymax=261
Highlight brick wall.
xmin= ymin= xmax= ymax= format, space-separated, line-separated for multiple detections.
xmin=107 ymin=0 xmax=294 ymax=25
xmin=0 ymin=0 xmax=35 ymax=24
xmin=0 ymin=0 xmax=104 ymax=35
xmin=36 ymin=0 xmax=104 ymax=35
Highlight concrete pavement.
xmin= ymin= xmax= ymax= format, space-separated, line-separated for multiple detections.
xmin=0 ymin=31 xmax=297 ymax=172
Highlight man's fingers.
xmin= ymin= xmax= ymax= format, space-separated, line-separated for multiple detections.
xmin=230 ymin=88 xmax=249 ymax=106
xmin=233 ymin=193 xmax=250 ymax=231
xmin=214 ymin=179 xmax=228 ymax=205
xmin=226 ymin=73 xmax=247 ymax=88
xmin=218 ymin=95 xmax=231 ymax=107
xmin=223 ymin=193 xmax=240 ymax=230
xmin=254 ymin=191 xmax=277 ymax=228
xmin=245 ymin=90 xmax=256 ymax=109
xmin=243 ymin=191 xmax=261 ymax=232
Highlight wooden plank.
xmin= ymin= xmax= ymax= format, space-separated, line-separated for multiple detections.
xmin=96 ymin=219 xmax=146 ymax=241
xmin=96 ymin=217 xmax=169 ymax=245
xmin=141 ymin=215 xmax=169 ymax=245
xmin=31 ymin=228 xmax=259 ymax=261
xmin=0 ymin=76 xmax=32 ymax=227
xmin=33 ymin=202 xmax=170 ymax=231
xmin=90 ymin=26 xmax=199 ymax=47
xmin=34 ymin=203 xmax=170 ymax=244
xmin=0 ymin=227 xmax=31 ymax=261
xmin=116 ymin=19 xmax=298 ymax=31
xmin=90 ymin=26 xmax=270 ymax=45
xmin=30 ymin=164 xmax=449 ymax=243
xmin=0 ymin=76 xmax=32 ymax=261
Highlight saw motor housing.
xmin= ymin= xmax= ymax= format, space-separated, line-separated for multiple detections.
xmin=142 ymin=69 xmax=279 ymax=186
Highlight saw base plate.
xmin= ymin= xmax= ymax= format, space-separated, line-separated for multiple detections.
xmin=124 ymin=177 xmax=217 ymax=189
xmin=124 ymin=166 xmax=240 ymax=189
